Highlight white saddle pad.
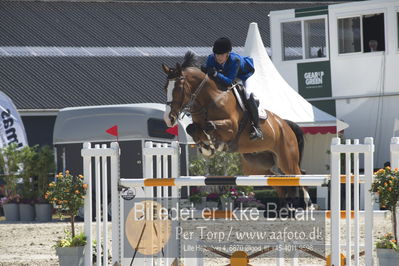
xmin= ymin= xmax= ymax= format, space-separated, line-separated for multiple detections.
xmin=232 ymin=87 xmax=267 ymax=120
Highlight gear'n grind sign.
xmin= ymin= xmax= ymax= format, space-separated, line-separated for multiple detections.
xmin=297 ymin=61 xmax=335 ymax=116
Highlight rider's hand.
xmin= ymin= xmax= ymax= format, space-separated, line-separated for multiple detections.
xmin=200 ymin=65 xmax=207 ymax=73
xmin=207 ymin=67 xmax=217 ymax=78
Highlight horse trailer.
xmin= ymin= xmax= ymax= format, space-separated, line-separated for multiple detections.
xmin=53 ymin=103 xmax=196 ymax=200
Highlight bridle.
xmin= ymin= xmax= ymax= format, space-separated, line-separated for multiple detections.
xmin=166 ymin=73 xmax=209 ymax=119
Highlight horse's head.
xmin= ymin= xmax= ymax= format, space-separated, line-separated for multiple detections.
xmin=162 ymin=63 xmax=190 ymax=127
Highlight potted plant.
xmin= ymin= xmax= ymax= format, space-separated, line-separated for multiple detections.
xmin=46 ymin=170 xmax=88 ymax=266
xmin=34 ymin=146 xmax=55 ymax=222
xmin=206 ymin=192 xmax=219 ymax=208
xmin=189 ymin=187 xmax=207 ymax=209
xmin=18 ymin=146 xmax=37 ymax=221
xmin=0 ymin=143 xmax=23 ymax=221
xmin=236 ymin=191 xmax=265 ymax=210
xmin=0 ymin=194 xmax=21 ymax=220
xmin=371 ymin=166 xmax=399 ymax=263
xmin=220 ymin=187 xmax=239 ymax=210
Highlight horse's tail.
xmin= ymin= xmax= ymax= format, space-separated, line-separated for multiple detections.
xmin=284 ymin=120 xmax=304 ymax=165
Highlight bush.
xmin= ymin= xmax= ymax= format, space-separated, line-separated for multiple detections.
xmin=189 ymin=151 xmax=242 ymax=176
xmin=46 ymin=171 xmax=87 ymax=239
xmin=371 ymin=167 xmax=399 ymax=247
xmin=253 ymin=189 xmax=279 ymax=207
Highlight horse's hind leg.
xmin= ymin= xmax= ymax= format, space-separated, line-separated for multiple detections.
xmin=275 ymin=147 xmax=312 ymax=209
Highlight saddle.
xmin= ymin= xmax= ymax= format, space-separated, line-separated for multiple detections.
xmin=230 ymin=83 xmax=268 ymax=120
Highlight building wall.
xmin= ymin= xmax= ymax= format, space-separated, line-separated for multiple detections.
xmin=329 ymin=0 xmax=399 ymax=167
xmin=270 ymin=0 xmax=399 ymax=168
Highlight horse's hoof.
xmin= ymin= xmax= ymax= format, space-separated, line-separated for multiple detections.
xmin=199 ymin=144 xmax=214 ymax=157
xmin=204 ymin=121 xmax=216 ymax=133
xmin=186 ymin=123 xmax=197 ymax=136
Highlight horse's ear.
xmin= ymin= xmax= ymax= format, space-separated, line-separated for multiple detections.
xmin=175 ymin=63 xmax=182 ymax=73
xmin=162 ymin=64 xmax=170 ymax=74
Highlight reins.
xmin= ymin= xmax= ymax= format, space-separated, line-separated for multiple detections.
xmin=180 ymin=74 xmax=209 ymax=118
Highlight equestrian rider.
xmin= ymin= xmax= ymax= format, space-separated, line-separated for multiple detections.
xmin=202 ymin=37 xmax=263 ymax=140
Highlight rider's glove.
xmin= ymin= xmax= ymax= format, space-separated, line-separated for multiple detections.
xmin=207 ymin=67 xmax=217 ymax=78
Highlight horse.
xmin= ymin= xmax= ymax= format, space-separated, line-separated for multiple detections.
xmin=162 ymin=52 xmax=311 ymax=209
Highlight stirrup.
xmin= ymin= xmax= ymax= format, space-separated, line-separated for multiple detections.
xmin=250 ymin=127 xmax=263 ymax=140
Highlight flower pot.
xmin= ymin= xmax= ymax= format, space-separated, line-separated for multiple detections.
xmin=3 ymin=203 xmax=19 ymax=221
xmin=56 ymin=246 xmax=85 ymax=266
xmin=19 ymin=203 xmax=35 ymax=221
xmin=192 ymin=197 xmax=207 ymax=209
xmin=206 ymin=201 xmax=218 ymax=208
xmin=194 ymin=201 xmax=206 ymax=210
xmin=35 ymin=203 xmax=53 ymax=222
xmin=377 ymin=248 xmax=399 ymax=265
xmin=179 ymin=199 xmax=192 ymax=209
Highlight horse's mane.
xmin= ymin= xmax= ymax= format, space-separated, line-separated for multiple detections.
xmin=181 ymin=51 xmax=199 ymax=69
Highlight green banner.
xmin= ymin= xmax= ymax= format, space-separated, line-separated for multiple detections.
xmin=297 ymin=61 xmax=335 ymax=116
xmin=297 ymin=61 xmax=332 ymax=99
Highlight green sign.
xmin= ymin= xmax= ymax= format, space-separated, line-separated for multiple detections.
xmin=297 ymin=61 xmax=332 ymax=99
xmin=297 ymin=61 xmax=335 ymax=116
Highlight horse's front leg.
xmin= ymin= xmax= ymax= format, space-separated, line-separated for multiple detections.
xmin=203 ymin=119 xmax=235 ymax=152
xmin=204 ymin=119 xmax=234 ymax=142
xmin=186 ymin=123 xmax=203 ymax=143
xmin=186 ymin=123 xmax=217 ymax=156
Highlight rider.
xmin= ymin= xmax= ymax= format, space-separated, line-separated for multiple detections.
xmin=202 ymin=37 xmax=263 ymax=140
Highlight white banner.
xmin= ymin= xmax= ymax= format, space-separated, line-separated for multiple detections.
xmin=0 ymin=91 xmax=28 ymax=148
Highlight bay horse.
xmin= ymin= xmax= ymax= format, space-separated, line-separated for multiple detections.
xmin=162 ymin=52 xmax=311 ymax=209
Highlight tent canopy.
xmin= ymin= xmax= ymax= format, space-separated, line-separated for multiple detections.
xmin=243 ymin=22 xmax=348 ymax=134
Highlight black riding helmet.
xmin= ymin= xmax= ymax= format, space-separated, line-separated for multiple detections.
xmin=213 ymin=37 xmax=232 ymax=54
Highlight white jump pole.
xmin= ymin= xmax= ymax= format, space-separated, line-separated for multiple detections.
xmin=391 ymin=137 xmax=399 ymax=169
xmin=364 ymin=137 xmax=374 ymax=266
xmin=330 ymin=137 xmax=341 ymax=266
xmin=110 ymin=142 xmax=121 ymax=265
xmin=83 ymin=142 xmax=93 ymax=266
xmin=345 ymin=139 xmax=352 ymax=266
xmin=390 ymin=137 xmax=399 ymax=246
xmin=353 ymin=139 xmax=360 ymax=266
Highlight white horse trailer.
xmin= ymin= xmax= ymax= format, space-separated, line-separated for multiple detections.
xmin=53 ymin=103 xmax=196 ymax=204
xmin=270 ymin=0 xmax=399 ymax=168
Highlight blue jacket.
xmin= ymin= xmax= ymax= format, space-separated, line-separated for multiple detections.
xmin=205 ymin=52 xmax=255 ymax=86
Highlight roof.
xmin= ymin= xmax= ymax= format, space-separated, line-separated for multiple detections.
xmin=0 ymin=56 xmax=185 ymax=109
xmin=0 ymin=0 xmax=339 ymax=110
xmin=53 ymin=103 xmax=194 ymax=144
xmin=0 ymin=1 xmax=326 ymax=47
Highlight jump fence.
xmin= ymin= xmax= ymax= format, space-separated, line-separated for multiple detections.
xmin=81 ymin=137 xmax=399 ymax=266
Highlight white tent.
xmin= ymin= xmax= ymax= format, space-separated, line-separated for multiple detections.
xmin=243 ymin=22 xmax=347 ymax=176
xmin=243 ymin=22 xmax=348 ymax=134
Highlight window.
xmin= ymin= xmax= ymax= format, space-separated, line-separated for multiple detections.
xmin=397 ymin=12 xmax=399 ymax=49
xmin=282 ymin=21 xmax=302 ymax=61
xmin=147 ymin=118 xmax=175 ymax=139
xmin=338 ymin=17 xmax=361 ymax=53
xmin=282 ymin=18 xmax=327 ymax=61
xmin=338 ymin=13 xmax=385 ymax=54
xmin=304 ymin=19 xmax=327 ymax=58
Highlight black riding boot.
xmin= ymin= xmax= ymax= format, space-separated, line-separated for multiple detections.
xmin=246 ymin=94 xmax=263 ymax=140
